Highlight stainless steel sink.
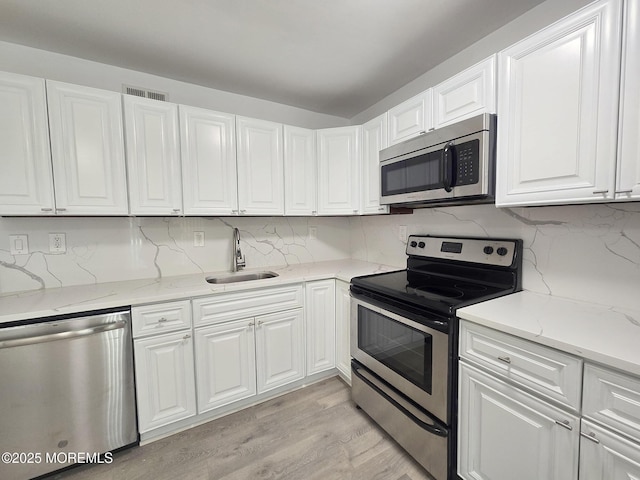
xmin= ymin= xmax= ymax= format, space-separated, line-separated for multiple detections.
xmin=205 ymin=271 xmax=279 ymax=284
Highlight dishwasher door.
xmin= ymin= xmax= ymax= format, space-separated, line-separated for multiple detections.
xmin=0 ymin=309 xmax=138 ymax=479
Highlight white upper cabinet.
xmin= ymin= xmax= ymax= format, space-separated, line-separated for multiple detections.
xmin=388 ymin=89 xmax=433 ymax=146
xmin=616 ymin=0 xmax=640 ymax=201
xmin=284 ymin=125 xmax=317 ymax=215
xmin=0 ymin=71 xmax=55 ymax=215
xmin=123 ymin=95 xmax=182 ymax=215
xmin=433 ymin=55 xmax=496 ymax=129
xmin=46 ymin=80 xmax=129 ymax=215
xmin=179 ymin=105 xmax=238 ymax=216
xmin=361 ymin=113 xmax=389 ymax=215
xmin=496 ymin=0 xmax=623 ymax=207
xmin=317 ymin=126 xmax=361 ymax=215
xmin=236 ymin=116 xmax=284 ymax=215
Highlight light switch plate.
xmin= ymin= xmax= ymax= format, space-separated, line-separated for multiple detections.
xmin=398 ymin=225 xmax=408 ymax=242
xmin=9 ymin=235 xmax=29 ymax=255
xmin=194 ymin=231 xmax=205 ymax=247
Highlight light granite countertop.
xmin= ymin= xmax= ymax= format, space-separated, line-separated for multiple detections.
xmin=458 ymin=291 xmax=640 ymax=377
xmin=0 ymin=259 xmax=399 ymax=324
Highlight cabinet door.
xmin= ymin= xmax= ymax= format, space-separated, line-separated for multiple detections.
xmin=284 ymin=125 xmax=317 ymax=215
xmin=194 ymin=319 xmax=256 ymax=413
xmin=179 ymin=105 xmax=238 ymax=215
xmin=236 ymin=116 xmax=284 ymax=215
xmin=0 ymin=71 xmax=55 ymax=215
xmin=388 ymin=90 xmax=433 ymax=146
xmin=317 ymin=126 xmax=361 ymax=215
xmin=580 ymin=420 xmax=640 ymax=480
xmin=496 ymin=0 xmax=622 ymax=207
xmin=46 ymin=81 xmax=128 ymax=215
xmin=361 ymin=113 xmax=389 ymax=215
xmin=134 ymin=331 xmax=196 ymax=433
xmin=335 ymin=280 xmax=351 ymax=383
xmin=458 ymin=362 xmax=579 ymax=480
xmin=255 ymin=309 xmax=304 ymax=394
xmin=616 ymin=0 xmax=640 ymax=200
xmin=123 ymin=95 xmax=182 ymax=215
xmin=305 ymin=279 xmax=336 ymax=375
xmin=433 ymin=55 xmax=496 ymax=129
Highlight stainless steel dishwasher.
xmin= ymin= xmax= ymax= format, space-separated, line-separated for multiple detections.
xmin=0 ymin=308 xmax=138 ymax=479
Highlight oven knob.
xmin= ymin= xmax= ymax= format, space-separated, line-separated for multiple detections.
xmin=483 ymin=246 xmax=494 ymax=255
xmin=418 ymin=241 xmax=425 ymax=248
xmin=497 ymin=247 xmax=508 ymax=256
xmin=410 ymin=241 xmax=417 ymax=248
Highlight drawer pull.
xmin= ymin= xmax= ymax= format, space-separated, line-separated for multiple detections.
xmin=497 ymin=356 xmax=511 ymax=364
xmin=157 ymin=317 xmax=168 ymax=323
xmin=555 ymin=419 xmax=573 ymax=431
xmin=580 ymin=431 xmax=600 ymax=444
xmin=593 ymin=190 xmax=609 ymax=195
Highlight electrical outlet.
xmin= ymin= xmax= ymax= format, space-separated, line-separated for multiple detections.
xmin=398 ymin=225 xmax=408 ymax=242
xmin=308 ymin=226 xmax=317 ymax=239
xmin=194 ymin=231 xmax=205 ymax=247
xmin=49 ymin=233 xmax=66 ymax=254
xmin=9 ymin=235 xmax=29 ymax=255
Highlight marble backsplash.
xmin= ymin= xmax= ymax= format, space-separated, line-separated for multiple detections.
xmin=351 ymin=203 xmax=640 ymax=312
xmin=2 ymin=202 xmax=639 ymax=313
xmin=0 ymin=216 xmax=351 ymax=294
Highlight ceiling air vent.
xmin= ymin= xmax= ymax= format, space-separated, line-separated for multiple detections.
xmin=123 ymin=85 xmax=168 ymax=102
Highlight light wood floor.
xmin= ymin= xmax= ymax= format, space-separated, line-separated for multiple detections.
xmin=51 ymin=376 xmax=433 ymax=480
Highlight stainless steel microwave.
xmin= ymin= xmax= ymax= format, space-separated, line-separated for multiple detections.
xmin=379 ymin=113 xmax=496 ymax=207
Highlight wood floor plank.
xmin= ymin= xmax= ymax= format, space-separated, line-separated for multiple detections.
xmin=52 ymin=377 xmax=434 ymax=480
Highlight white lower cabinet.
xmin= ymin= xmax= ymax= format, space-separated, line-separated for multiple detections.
xmin=580 ymin=420 xmax=640 ymax=480
xmin=133 ymin=330 xmax=197 ymax=433
xmin=335 ymin=280 xmax=351 ymax=382
xmin=255 ymin=309 xmax=305 ymax=393
xmin=194 ymin=319 xmax=256 ymax=413
xmin=458 ymin=361 xmax=579 ymax=480
xmin=305 ymin=280 xmax=336 ymax=375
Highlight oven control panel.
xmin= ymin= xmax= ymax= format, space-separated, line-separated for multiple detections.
xmin=406 ymin=235 xmax=518 ymax=267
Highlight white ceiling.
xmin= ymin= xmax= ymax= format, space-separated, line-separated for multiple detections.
xmin=0 ymin=0 xmax=545 ymax=118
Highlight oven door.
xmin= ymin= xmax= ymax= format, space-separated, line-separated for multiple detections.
xmin=350 ymin=295 xmax=450 ymax=424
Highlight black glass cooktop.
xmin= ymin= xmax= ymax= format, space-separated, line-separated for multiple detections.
xmin=351 ymin=268 xmax=516 ymax=316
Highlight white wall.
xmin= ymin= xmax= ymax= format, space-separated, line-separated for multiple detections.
xmin=0 ymin=41 xmax=348 ymax=129
xmin=0 ymin=216 xmax=351 ymax=294
xmin=350 ymin=0 xmax=593 ymax=124
xmin=351 ymin=203 xmax=640 ymax=312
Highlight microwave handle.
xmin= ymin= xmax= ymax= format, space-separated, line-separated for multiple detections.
xmin=442 ymin=142 xmax=453 ymax=192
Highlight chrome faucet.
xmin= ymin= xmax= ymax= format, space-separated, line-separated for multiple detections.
xmin=232 ymin=228 xmax=246 ymax=272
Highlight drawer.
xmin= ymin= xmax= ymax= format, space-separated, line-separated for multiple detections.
xmin=193 ymin=284 xmax=303 ymax=326
xmin=459 ymin=321 xmax=583 ymax=411
xmin=132 ymin=300 xmax=192 ymax=338
xmin=583 ymin=363 xmax=640 ymax=443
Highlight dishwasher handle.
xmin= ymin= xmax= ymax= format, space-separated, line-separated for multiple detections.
xmin=0 ymin=314 xmax=129 ymax=349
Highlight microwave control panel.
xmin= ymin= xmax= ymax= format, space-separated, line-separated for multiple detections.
xmin=454 ymin=139 xmax=480 ymax=186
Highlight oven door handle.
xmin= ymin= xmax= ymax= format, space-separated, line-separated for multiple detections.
xmin=352 ymin=362 xmax=448 ymax=437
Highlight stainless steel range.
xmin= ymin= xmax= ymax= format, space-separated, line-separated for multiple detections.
xmin=350 ymin=234 xmax=523 ymax=480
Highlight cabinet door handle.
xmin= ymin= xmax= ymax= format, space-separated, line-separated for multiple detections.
xmin=172 ymin=208 xmax=181 ymax=213
xmin=378 ymin=207 xmax=385 ymax=211
xmin=580 ymin=431 xmax=600 ymax=444
xmin=593 ymin=190 xmax=609 ymax=195
xmin=311 ymin=210 xmax=317 ymax=215
xmin=56 ymin=208 xmax=67 ymax=212
xmin=231 ymin=209 xmax=238 ymax=214
xmin=157 ymin=317 xmax=168 ymax=323
xmin=555 ymin=419 xmax=573 ymax=431
xmin=353 ymin=209 xmax=359 ymax=214
xmin=182 ymin=334 xmax=191 ymax=340
xmin=615 ymin=190 xmax=633 ymax=194
xmin=248 ymin=321 xmax=255 ymax=327
xmin=257 ymin=320 xmax=263 ymax=326
xmin=41 ymin=207 xmax=53 ymax=212
xmin=240 ymin=209 xmax=246 ymax=214
xmin=497 ymin=356 xmax=511 ymax=364
xmin=419 ymin=130 xmax=427 ymax=135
